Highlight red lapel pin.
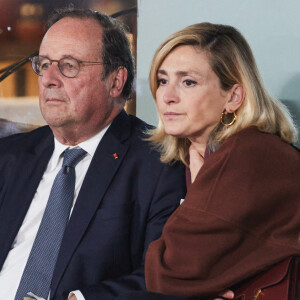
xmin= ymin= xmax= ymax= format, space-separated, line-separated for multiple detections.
xmin=113 ymin=153 xmax=118 ymax=159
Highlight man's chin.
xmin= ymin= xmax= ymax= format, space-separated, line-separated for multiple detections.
xmin=41 ymin=110 xmax=69 ymax=127
xmin=43 ymin=117 xmax=68 ymax=128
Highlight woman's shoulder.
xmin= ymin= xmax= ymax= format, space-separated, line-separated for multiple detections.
xmin=215 ymin=126 xmax=299 ymax=163
xmin=195 ymin=126 xmax=300 ymax=209
xmin=187 ymin=126 xmax=300 ymax=237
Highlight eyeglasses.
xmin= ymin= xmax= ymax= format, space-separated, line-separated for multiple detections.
xmin=30 ymin=55 xmax=106 ymax=78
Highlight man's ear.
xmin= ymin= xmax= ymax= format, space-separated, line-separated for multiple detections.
xmin=109 ymin=67 xmax=128 ymax=98
xmin=224 ymin=84 xmax=245 ymax=113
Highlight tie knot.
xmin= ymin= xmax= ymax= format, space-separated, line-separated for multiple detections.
xmin=63 ymin=148 xmax=87 ymax=168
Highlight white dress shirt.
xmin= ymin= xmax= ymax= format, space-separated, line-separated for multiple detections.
xmin=0 ymin=126 xmax=109 ymax=300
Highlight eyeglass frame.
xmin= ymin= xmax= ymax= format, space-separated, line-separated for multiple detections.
xmin=30 ymin=55 xmax=108 ymax=78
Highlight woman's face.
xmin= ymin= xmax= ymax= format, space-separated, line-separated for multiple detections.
xmin=156 ymin=45 xmax=231 ymax=144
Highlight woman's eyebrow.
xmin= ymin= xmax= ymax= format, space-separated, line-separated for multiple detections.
xmin=158 ymin=69 xmax=205 ymax=77
xmin=157 ymin=69 xmax=167 ymax=75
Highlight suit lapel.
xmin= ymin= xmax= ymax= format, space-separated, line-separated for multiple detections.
xmin=51 ymin=110 xmax=132 ymax=295
xmin=0 ymin=128 xmax=54 ymax=267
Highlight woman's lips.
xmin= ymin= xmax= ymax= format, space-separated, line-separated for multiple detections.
xmin=163 ymin=112 xmax=182 ymax=119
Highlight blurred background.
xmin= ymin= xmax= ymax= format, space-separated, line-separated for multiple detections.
xmin=0 ymin=0 xmax=136 ymax=124
xmin=1 ymin=0 xmax=300 ymax=146
xmin=137 ymin=0 xmax=300 ymax=146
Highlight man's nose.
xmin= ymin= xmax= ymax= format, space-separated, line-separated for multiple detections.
xmin=40 ymin=63 xmax=63 ymax=88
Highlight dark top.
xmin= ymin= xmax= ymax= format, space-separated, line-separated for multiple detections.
xmin=145 ymin=126 xmax=300 ymax=299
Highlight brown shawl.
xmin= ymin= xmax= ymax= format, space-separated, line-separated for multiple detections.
xmin=145 ymin=127 xmax=300 ymax=299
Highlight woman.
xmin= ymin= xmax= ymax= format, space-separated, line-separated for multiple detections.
xmin=144 ymin=23 xmax=300 ymax=299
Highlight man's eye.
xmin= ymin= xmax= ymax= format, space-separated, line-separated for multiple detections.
xmin=40 ymin=62 xmax=50 ymax=70
xmin=183 ymin=80 xmax=196 ymax=86
xmin=63 ymin=62 xmax=75 ymax=69
xmin=157 ymin=79 xmax=167 ymax=85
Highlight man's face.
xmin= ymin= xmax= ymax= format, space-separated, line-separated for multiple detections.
xmin=38 ymin=17 xmax=117 ymax=140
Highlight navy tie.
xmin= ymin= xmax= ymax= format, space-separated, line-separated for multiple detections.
xmin=15 ymin=148 xmax=87 ymax=300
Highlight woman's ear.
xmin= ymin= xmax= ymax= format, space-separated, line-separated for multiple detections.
xmin=109 ymin=67 xmax=128 ymax=98
xmin=224 ymin=84 xmax=245 ymax=113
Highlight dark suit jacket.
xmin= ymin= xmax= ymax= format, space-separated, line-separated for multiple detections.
xmin=0 ymin=110 xmax=186 ymax=300
xmin=146 ymin=126 xmax=300 ymax=299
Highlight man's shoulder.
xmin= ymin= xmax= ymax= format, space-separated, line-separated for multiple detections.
xmin=0 ymin=118 xmax=40 ymax=138
xmin=127 ymin=113 xmax=155 ymax=130
xmin=110 ymin=111 xmax=155 ymax=148
xmin=127 ymin=114 xmax=154 ymax=139
xmin=0 ymin=125 xmax=52 ymax=153
xmin=111 ymin=112 xmax=185 ymax=170
xmin=125 ymin=115 xmax=161 ymax=156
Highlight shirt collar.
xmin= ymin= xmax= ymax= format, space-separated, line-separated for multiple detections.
xmin=49 ymin=124 xmax=111 ymax=170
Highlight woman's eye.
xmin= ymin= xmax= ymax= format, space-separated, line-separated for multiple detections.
xmin=157 ymin=78 xmax=167 ymax=85
xmin=183 ymin=80 xmax=196 ymax=86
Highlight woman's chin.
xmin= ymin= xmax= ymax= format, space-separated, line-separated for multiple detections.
xmin=165 ymin=129 xmax=188 ymax=138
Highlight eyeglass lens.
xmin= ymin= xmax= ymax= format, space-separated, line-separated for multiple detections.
xmin=32 ymin=56 xmax=80 ymax=78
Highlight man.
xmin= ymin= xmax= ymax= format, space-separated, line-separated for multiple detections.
xmin=0 ymin=9 xmax=186 ymax=300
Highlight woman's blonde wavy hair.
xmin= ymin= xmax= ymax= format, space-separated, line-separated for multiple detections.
xmin=147 ymin=22 xmax=298 ymax=166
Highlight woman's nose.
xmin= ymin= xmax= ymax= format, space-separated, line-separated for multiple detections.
xmin=162 ymin=84 xmax=179 ymax=104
